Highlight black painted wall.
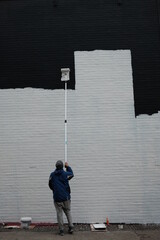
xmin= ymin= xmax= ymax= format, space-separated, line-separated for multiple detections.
xmin=0 ymin=0 xmax=160 ymax=116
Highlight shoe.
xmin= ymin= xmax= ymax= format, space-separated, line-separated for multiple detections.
xmin=59 ymin=230 xmax=64 ymax=236
xmin=68 ymin=227 xmax=73 ymax=234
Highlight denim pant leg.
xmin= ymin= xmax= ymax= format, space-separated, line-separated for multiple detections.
xmin=63 ymin=200 xmax=74 ymax=228
xmin=54 ymin=202 xmax=64 ymax=231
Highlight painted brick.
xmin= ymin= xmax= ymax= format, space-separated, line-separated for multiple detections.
xmin=0 ymin=50 xmax=160 ymax=224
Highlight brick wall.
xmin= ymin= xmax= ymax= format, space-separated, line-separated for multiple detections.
xmin=0 ymin=50 xmax=160 ymax=223
xmin=0 ymin=0 xmax=160 ymax=116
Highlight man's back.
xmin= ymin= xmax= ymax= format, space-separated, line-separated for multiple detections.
xmin=49 ymin=165 xmax=74 ymax=202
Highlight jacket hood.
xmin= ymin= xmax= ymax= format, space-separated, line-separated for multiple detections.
xmin=54 ymin=169 xmax=63 ymax=175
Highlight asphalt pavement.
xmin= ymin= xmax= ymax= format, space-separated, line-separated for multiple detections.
xmin=0 ymin=224 xmax=160 ymax=240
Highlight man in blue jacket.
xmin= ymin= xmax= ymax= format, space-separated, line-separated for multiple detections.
xmin=49 ymin=160 xmax=74 ymax=236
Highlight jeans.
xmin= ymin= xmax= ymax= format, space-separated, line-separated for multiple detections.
xmin=54 ymin=200 xmax=73 ymax=231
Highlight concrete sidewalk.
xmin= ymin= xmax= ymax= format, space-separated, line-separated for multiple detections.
xmin=0 ymin=229 xmax=160 ymax=240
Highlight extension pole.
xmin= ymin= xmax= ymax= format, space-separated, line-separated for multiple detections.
xmin=61 ymin=68 xmax=70 ymax=163
xmin=64 ymin=81 xmax=67 ymax=163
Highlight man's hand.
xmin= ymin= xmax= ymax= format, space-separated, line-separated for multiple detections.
xmin=65 ymin=162 xmax=69 ymax=168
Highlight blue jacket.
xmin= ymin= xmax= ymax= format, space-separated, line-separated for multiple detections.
xmin=49 ymin=166 xmax=74 ymax=202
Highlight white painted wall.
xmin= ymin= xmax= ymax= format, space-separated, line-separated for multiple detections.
xmin=0 ymin=50 xmax=160 ymax=224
